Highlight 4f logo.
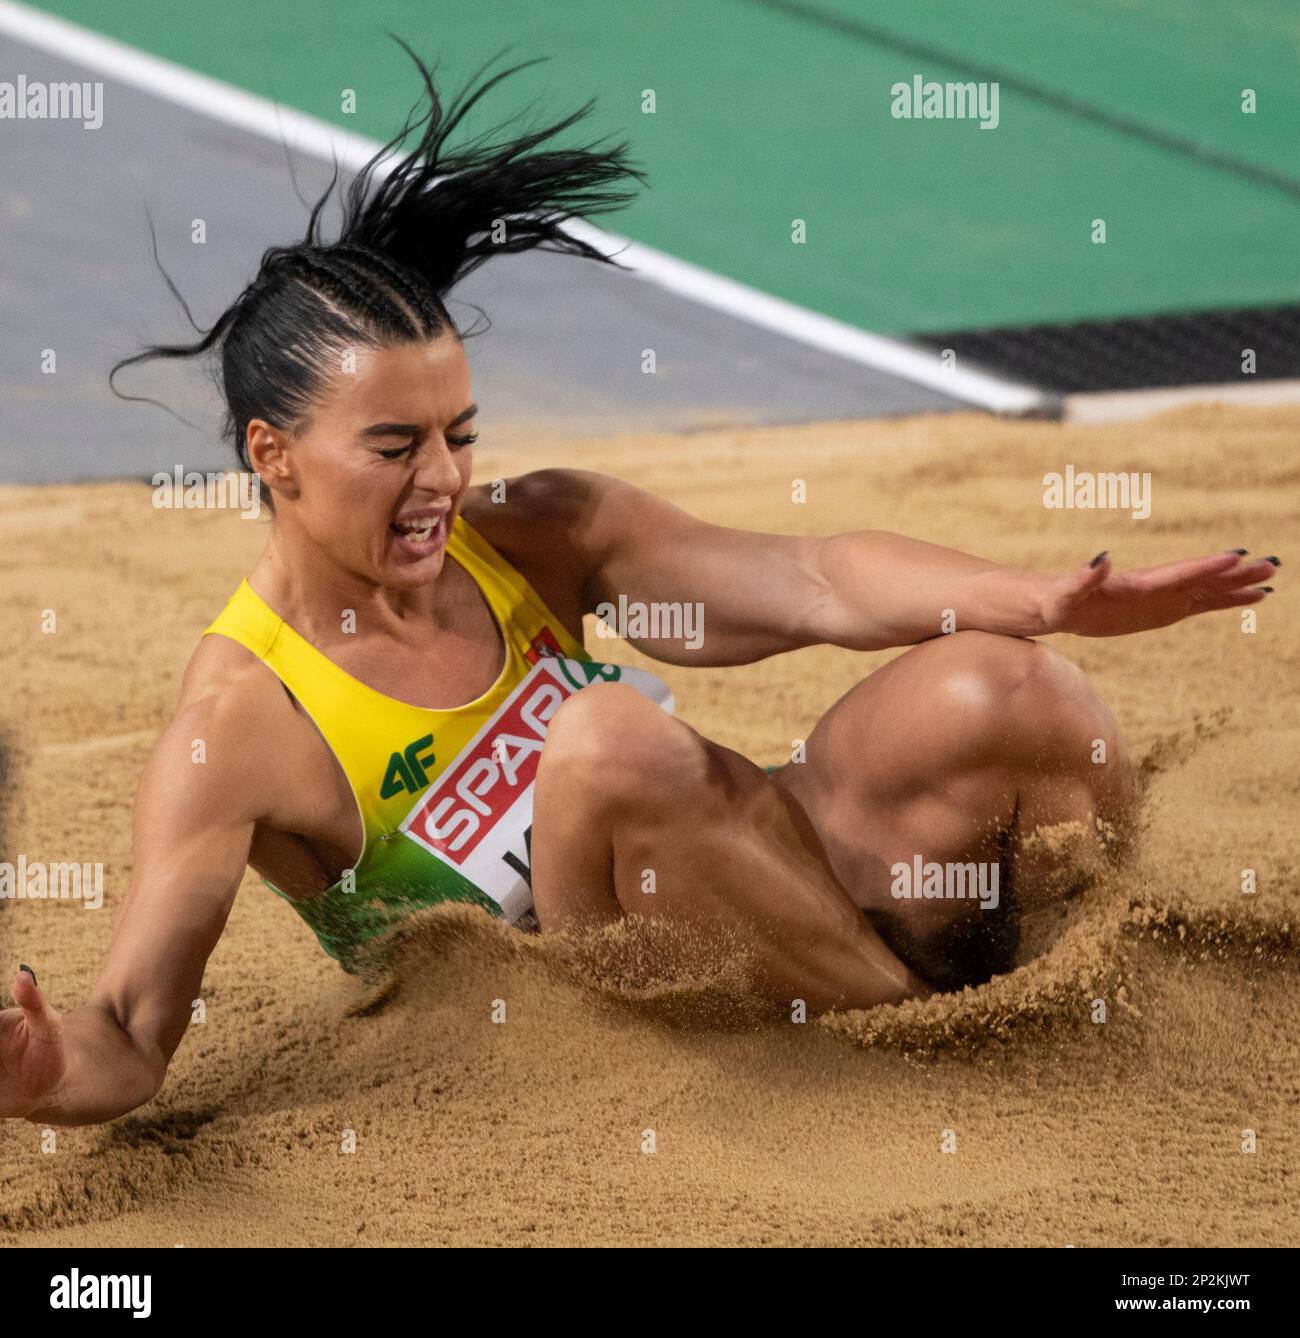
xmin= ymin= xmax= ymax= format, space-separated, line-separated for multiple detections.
xmin=380 ymin=734 xmax=436 ymax=799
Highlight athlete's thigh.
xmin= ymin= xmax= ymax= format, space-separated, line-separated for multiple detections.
xmin=535 ymin=683 xmax=873 ymax=936
xmin=609 ymin=711 xmax=859 ymax=920
xmin=537 ymin=685 xmax=934 ymax=1003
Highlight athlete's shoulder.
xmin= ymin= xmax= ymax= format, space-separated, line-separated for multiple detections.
xmin=462 ymin=468 xmax=666 ymax=557
xmin=461 ymin=470 xmax=697 ymax=618
xmin=171 ymin=634 xmax=300 ymax=769
xmin=123 ymin=634 xmax=297 ymax=832
xmin=461 ymin=468 xmax=616 ymax=533
xmin=458 ymin=471 xmax=615 ymax=614
xmin=180 ymin=629 xmax=284 ymax=711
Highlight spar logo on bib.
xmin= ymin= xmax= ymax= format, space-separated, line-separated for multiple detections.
xmin=399 ymin=656 xmax=673 ymax=922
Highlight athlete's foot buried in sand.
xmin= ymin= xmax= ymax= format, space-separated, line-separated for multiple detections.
xmin=0 ymin=51 xmax=1281 ymax=1127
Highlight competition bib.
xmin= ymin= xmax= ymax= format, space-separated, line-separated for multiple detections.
xmin=399 ymin=657 xmax=674 ymax=922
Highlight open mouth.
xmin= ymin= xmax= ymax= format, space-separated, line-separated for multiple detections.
xmin=390 ymin=510 xmax=449 ymax=558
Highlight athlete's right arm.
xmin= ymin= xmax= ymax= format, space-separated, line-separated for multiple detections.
xmin=1 ymin=659 xmax=274 ymax=1125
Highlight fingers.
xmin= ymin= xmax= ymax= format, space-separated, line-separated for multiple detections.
xmin=14 ymin=965 xmax=39 ymax=1010
xmin=1207 ymin=556 xmax=1280 ymax=592
xmin=1125 ymin=552 xmax=1281 ymax=594
xmin=1056 ymin=551 xmax=1111 ymax=607
xmin=1189 ymin=587 xmax=1271 ymax=614
xmin=14 ymin=965 xmax=59 ymax=1042
xmin=1123 ymin=552 xmax=1247 ymax=591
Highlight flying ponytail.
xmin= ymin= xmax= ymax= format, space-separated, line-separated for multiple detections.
xmin=110 ymin=40 xmax=646 ymax=473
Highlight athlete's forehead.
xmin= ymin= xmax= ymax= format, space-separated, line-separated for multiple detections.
xmin=322 ymin=336 xmax=474 ymax=432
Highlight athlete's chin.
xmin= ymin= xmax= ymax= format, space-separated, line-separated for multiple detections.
xmin=381 ymin=544 xmax=447 ymax=586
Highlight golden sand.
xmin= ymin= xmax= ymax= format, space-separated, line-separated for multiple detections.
xmin=1 ymin=405 xmax=1296 ymax=1246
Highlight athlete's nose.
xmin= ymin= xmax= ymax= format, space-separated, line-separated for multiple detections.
xmin=411 ymin=437 xmax=463 ymax=496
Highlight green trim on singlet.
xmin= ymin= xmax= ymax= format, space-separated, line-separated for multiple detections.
xmin=267 ymin=839 xmax=500 ymax=971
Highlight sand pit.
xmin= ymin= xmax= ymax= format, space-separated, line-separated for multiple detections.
xmin=1 ymin=405 xmax=1296 ymax=1246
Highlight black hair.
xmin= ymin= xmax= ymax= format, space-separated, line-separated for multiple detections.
xmin=110 ymin=41 xmax=646 ymax=478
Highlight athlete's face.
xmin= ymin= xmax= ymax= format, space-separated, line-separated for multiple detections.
xmin=251 ymin=335 xmax=478 ymax=588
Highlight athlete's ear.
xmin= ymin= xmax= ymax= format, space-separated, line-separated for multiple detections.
xmin=246 ymin=419 xmax=296 ymax=501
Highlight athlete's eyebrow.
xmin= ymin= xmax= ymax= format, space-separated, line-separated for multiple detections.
xmin=361 ymin=422 xmax=421 ymax=438
xmin=360 ymin=403 xmax=478 ymax=437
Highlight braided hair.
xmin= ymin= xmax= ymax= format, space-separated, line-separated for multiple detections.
xmin=110 ymin=42 xmax=645 ymax=478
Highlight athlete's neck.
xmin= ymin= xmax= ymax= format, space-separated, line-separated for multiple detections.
xmin=249 ymin=520 xmax=460 ymax=649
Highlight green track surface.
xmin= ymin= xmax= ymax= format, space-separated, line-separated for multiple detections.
xmin=30 ymin=0 xmax=1300 ymax=333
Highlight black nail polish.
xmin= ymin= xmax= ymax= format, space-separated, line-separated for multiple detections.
xmin=19 ymin=963 xmax=37 ymax=987
xmin=1259 ymin=586 xmax=1274 ymax=593
xmin=1089 ymin=551 xmax=1109 ymax=568
xmin=1227 ymin=548 xmax=1249 ymax=556
xmin=1264 ymin=556 xmax=1280 ymax=566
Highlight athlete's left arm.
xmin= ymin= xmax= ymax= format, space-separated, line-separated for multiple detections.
xmin=502 ymin=470 xmax=1280 ymax=663
xmin=805 ymin=531 xmax=1280 ymax=649
xmin=495 ymin=469 xmax=825 ymax=665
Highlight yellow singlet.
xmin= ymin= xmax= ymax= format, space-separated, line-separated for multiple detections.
xmin=203 ymin=514 xmax=673 ymax=971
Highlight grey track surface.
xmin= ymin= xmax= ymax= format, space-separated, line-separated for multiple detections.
xmin=0 ymin=34 xmax=965 ymax=486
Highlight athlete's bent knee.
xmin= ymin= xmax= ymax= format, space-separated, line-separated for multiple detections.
xmin=540 ymin=681 xmax=701 ymax=802
xmin=916 ymin=631 xmax=1114 ymax=763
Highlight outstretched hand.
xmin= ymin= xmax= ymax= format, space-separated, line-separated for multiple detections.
xmin=1038 ymin=550 xmax=1279 ymax=637
xmin=0 ymin=967 xmax=65 ymax=1119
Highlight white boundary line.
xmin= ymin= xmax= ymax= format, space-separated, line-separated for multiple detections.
xmin=0 ymin=0 xmax=1053 ymax=416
